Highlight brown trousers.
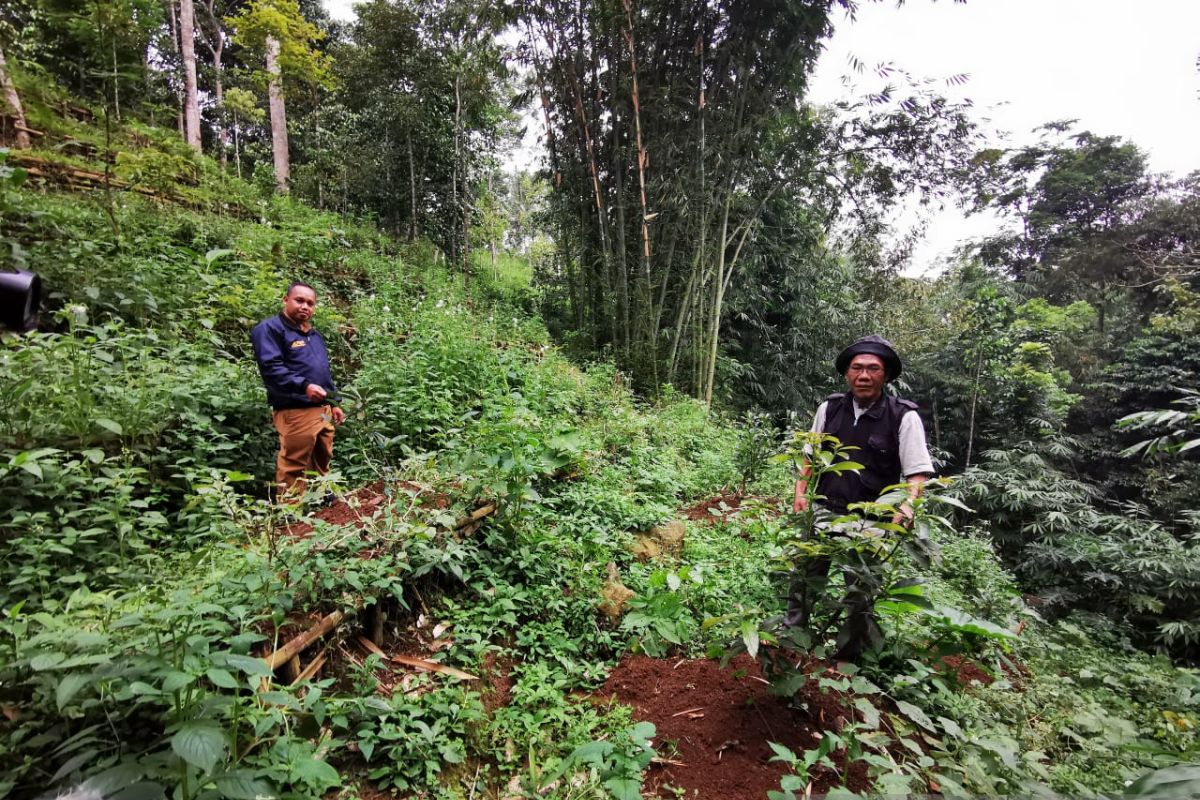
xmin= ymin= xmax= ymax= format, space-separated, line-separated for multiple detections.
xmin=272 ymin=406 xmax=335 ymax=500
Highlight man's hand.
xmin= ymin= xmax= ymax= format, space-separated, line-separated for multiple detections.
xmin=891 ymin=503 xmax=914 ymax=528
xmin=793 ymin=481 xmax=809 ymax=514
xmin=305 ymin=383 xmax=328 ymax=402
xmin=331 ymin=406 xmax=346 ymax=425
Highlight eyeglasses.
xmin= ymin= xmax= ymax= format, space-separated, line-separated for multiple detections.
xmin=848 ymin=364 xmax=884 ymax=375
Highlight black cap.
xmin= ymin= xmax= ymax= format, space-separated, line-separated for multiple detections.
xmin=834 ymin=335 xmax=902 ymax=381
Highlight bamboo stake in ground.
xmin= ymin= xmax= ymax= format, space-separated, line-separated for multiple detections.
xmin=264 ymin=610 xmax=345 ymax=671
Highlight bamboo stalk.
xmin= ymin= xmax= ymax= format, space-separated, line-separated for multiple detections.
xmin=290 ymin=648 xmax=328 ymax=686
xmin=357 ymin=636 xmax=477 ymax=681
xmin=264 ymin=610 xmax=345 ymax=671
xmin=453 ymin=503 xmax=496 ymax=531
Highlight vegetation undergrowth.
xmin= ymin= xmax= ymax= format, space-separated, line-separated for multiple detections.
xmin=0 ymin=140 xmax=1197 ymax=800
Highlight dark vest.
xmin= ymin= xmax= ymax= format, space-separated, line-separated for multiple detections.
xmin=816 ymin=393 xmax=919 ymax=513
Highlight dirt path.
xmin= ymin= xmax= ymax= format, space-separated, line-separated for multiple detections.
xmin=600 ymin=655 xmax=869 ymax=799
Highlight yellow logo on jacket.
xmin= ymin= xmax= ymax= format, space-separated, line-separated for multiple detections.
xmin=290 ymin=340 xmax=307 ymax=349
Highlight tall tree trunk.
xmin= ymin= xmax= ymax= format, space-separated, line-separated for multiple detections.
xmin=265 ymin=35 xmax=289 ymax=194
xmin=964 ymin=350 xmax=984 ymax=470
xmin=452 ymin=72 xmax=462 ymax=273
xmin=233 ymin=119 xmax=241 ymax=179
xmin=623 ymin=0 xmax=653 ymax=370
xmin=200 ymin=0 xmax=226 ymax=166
xmin=179 ymin=0 xmax=201 ymax=151
xmin=166 ymin=0 xmax=184 ymax=138
xmin=667 ymin=248 xmax=701 ymax=383
xmin=487 ymin=172 xmax=497 ymax=277
xmin=0 ymin=45 xmax=31 ymax=149
xmin=407 ymin=129 xmax=417 ymax=241
xmin=110 ymin=37 xmax=121 ymax=122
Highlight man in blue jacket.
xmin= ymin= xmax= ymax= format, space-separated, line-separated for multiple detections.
xmin=251 ymin=282 xmax=345 ymax=501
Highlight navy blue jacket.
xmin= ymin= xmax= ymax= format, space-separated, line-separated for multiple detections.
xmin=250 ymin=313 xmax=338 ymax=410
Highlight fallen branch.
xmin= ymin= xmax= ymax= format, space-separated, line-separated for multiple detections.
xmin=357 ymin=635 xmax=477 ymax=681
xmin=264 ymin=610 xmax=345 ymax=671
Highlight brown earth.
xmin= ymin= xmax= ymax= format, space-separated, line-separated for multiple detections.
xmin=281 ymin=480 xmax=453 ymax=539
xmin=599 ymin=654 xmax=869 ymax=799
xmin=940 ymin=655 xmax=995 ymax=686
xmin=682 ymin=492 xmax=783 ymax=524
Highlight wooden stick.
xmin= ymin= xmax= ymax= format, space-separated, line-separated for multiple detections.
xmin=357 ymin=635 xmax=478 ymax=681
xmin=290 ymin=648 xmax=328 ymax=686
xmin=671 ymin=706 xmax=705 ymax=717
xmin=264 ymin=610 xmax=344 ymax=671
xmin=453 ymin=503 xmax=496 ymax=531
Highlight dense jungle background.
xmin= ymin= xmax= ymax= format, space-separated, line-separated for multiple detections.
xmin=1 ymin=0 xmax=1198 ymax=798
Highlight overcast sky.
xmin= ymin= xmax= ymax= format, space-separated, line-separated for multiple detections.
xmin=807 ymin=0 xmax=1200 ymax=272
xmin=323 ymin=0 xmax=1199 ymax=272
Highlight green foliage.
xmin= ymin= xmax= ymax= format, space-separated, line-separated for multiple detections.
xmin=3 ymin=66 xmax=1199 ymax=800
xmin=540 ymin=721 xmax=657 ymax=800
xmin=226 ymin=0 xmax=334 ymax=91
xmin=956 ymin=439 xmax=1200 ymax=659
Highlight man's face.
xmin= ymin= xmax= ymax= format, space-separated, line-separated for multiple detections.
xmin=283 ymin=286 xmax=317 ymax=326
xmin=845 ymin=353 xmax=886 ymax=404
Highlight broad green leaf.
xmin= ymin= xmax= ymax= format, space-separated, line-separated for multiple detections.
xmin=206 ymin=668 xmax=240 ymax=690
xmin=938 ymin=716 xmax=964 ymax=738
xmin=56 ymin=672 xmax=92 ymax=710
xmin=824 ymin=786 xmax=863 ymax=799
xmin=171 ymin=721 xmax=226 ymax=772
xmin=629 ymin=721 xmax=656 ymax=741
xmin=780 ymin=774 xmax=806 ymax=791
xmin=767 ymin=741 xmax=795 ymax=763
xmin=18 ymin=460 xmax=43 ymax=478
xmin=51 ymin=747 xmax=100 ymax=782
xmin=930 ymin=494 xmax=973 ymax=512
xmin=292 ymin=757 xmax=340 ymax=789
xmin=894 ymin=700 xmax=936 ymax=731
xmin=205 ymin=248 xmax=234 ymax=266
xmin=162 ymin=671 xmax=195 ymax=692
xmin=214 ymin=770 xmax=273 ymax=800
xmin=975 ymin=736 xmax=1020 ymax=770
xmin=111 ymin=783 xmax=166 ymax=800
xmin=1125 ymin=764 xmax=1200 ymax=798
xmin=95 ymin=418 xmax=124 ymax=435
xmin=602 ymin=777 xmax=642 ymax=800
xmin=740 ymin=620 xmax=760 ymax=660
xmin=854 ymin=697 xmax=880 ymax=729
xmin=221 ymin=653 xmax=272 ymax=677
xmin=30 ymin=652 xmax=66 ymax=671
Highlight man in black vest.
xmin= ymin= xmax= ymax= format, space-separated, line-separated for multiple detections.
xmin=787 ymin=335 xmax=933 ymax=663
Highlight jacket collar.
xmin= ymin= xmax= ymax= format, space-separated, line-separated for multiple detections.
xmin=278 ymin=312 xmax=312 ymax=333
xmin=849 ymin=394 xmax=886 ymax=419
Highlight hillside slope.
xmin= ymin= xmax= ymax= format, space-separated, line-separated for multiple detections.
xmin=1 ymin=119 xmax=1198 ymax=799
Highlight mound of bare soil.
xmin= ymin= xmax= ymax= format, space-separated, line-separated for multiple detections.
xmin=599 ymin=655 xmax=869 ymax=799
xmin=681 ymin=492 xmax=783 ymax=523
xmin=281 ymin=480 xmax=452 ymax=538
